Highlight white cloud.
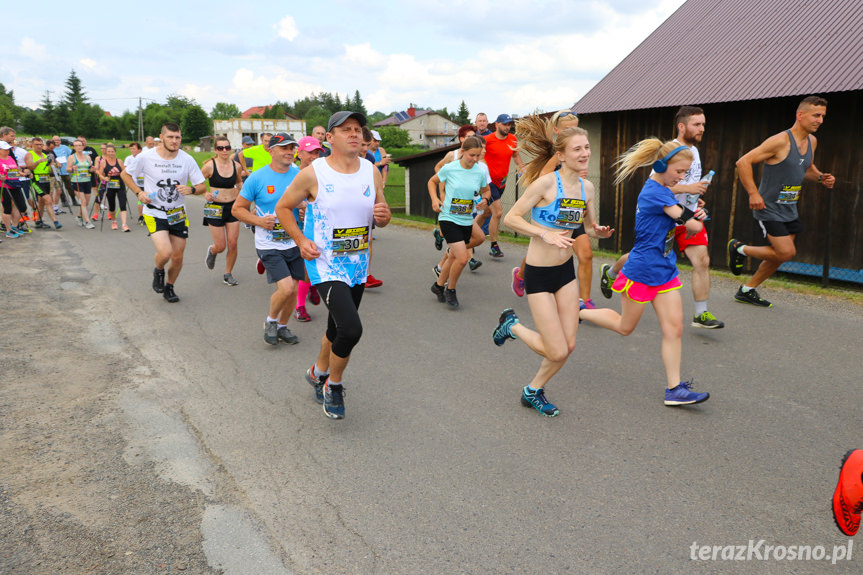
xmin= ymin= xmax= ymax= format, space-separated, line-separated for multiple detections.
xmin=80 ymin=58 xmax=97 ymax=70
xmin=229 ymin=68 xmax=322 ymax=104
xmin=276 ymin=15 xmax=299 ymax=41
xmin=343 ymin=43 xmax=385 ymax=68
xmin=19 ymin=37 xmax=48 ymax=61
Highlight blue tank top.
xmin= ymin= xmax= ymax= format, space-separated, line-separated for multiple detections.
xmin=531 ymin=171 xmax=586 ymax=230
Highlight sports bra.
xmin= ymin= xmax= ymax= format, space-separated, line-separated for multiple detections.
xmin=531 ymin=171 xmax=586 ymax=230
xmin=208 ymin=158 xmax=237 ymax=189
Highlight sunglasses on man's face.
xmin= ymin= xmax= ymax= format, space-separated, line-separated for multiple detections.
xmin=215 ymin=145 xmax=231 ymax=151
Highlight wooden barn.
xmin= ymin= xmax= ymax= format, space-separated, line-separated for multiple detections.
xmin=573 ymin=0 xmax=863 ymax=285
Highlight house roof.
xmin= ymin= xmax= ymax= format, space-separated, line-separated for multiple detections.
xmin=574 ymin=0 xmax=863 ymax=114
xmin=241 ymin=106 xmax=268 ymax=118
xmin=374 ymin=109 xmax=436 ymax=127
xmin=240 ymin=106 xmax=301 ymax=120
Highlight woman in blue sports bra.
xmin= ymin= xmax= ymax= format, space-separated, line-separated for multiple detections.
xmin=493 ymin=116 xmax=613 ymax=418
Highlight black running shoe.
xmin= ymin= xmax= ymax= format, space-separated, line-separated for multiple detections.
xmin=431 ymin=282 xmax=446 ymax=303
xmin=727 ymin=239 xmax=745 ymax=276
xmin=734 ymin=286 xmax=771 ymax=307
xmin=163 ymin=283 xmax=179 ymax=303
xmin=444 ymin=288 xmax=459 ymax=308
xmin=152 ymin=267 xmax=165 ymax=293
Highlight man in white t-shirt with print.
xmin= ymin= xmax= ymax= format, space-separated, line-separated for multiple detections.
xmin=122 ymin=122 xmax=205 ymax=303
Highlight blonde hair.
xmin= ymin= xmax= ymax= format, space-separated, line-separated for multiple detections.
xmin=613 ymin=138 xmax=693 ymax=185
xmin=517 ymin=115 xmax=588 ymax=186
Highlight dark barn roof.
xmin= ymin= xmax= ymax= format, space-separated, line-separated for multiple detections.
xmin=574 ymin=0 xmax=863 ymax=114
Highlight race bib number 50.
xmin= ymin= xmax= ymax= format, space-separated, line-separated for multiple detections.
xmin=556 ymin=197 xmax=586 ymax=228
xmin=332 ymin=226 xmax=370 ymax=255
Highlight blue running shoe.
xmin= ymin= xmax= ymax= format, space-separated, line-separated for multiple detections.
xmin=521 ymin=386 xmax=559 ymax=417
xmin=664 ymin=381 xmax=710 ymax=406
xmin=433 ymin=228 xmax=443 ymax=251
xmin=305 ymin=365 xmax=326 ymax=404
xmin=493 ymin=308 xmax=519 ymax=346
xmin=323 ymin=383 xmax=345 ymax=419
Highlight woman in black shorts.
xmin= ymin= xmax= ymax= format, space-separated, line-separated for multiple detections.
xmin=94 ymin=143 xmax=130 ymax=231
xmin=200 ymin=136 xmax=244 ymax=285
xmin=492 ymin=116 xmax=613 ymax=417
xmin=67 ymin=140 xmax=95 ymax=229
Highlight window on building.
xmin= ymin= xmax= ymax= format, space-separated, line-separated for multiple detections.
xmin=419 ymin=134 xmax=424 ymax=140
xmin=420 ymin=119 xmax=424 ymax=126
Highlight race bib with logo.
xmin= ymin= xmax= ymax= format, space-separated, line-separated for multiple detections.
xmin=777 ymin=185 xmax=801 ymax=205
xmin=203 ymin=203 xmax=224 ymax=219
xmin=271 ymin=222 xmax=290 ymax=242
xmin=166 ymin=206 xmax=187 ymax=225
xmin=449 ymin=198 xmax=474 ymax=215
xmin=663 ymin=228 xmax=675 ymax=257
xmin=332 ymin=226 xmax=370 ymax=255
xmin=555 ymin=197 xmax=586 ymax=229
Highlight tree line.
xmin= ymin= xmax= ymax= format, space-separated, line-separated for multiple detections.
xmin=1 ymin=70 xmax=473 ymax=144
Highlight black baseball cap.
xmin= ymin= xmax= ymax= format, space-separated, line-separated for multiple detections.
xmin=327 ymin=111 xmax=367 ymax=132
xmin=268 ymin=133 xmax=297 ymax=148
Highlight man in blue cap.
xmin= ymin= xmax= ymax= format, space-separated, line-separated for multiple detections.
xmin=477 ymin=113 xmax=524 ymax=258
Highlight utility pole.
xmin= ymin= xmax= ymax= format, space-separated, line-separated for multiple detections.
xmin=138 ymin=97 xmax=144 ymax=142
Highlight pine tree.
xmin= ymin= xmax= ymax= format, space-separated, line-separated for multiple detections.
xmin=40 ymin=91 xmax=57 ymax=133
xmin=352 ymin=90 xmax=367 ymax=116
xmin=455 ymin=100 xmax=470 ymax=125
xmin=62 ymin=70 xmax=88 ymax=111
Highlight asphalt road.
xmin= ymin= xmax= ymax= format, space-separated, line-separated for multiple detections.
xmin=15 ymin=196 xmax=863 ymax=574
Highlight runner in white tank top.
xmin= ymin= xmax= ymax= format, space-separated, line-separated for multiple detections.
xmin=275 ymin=111 xmax=392 ymax=420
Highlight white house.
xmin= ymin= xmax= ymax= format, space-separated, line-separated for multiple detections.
xmin=374 ymin=107 xmax=459 ymax=148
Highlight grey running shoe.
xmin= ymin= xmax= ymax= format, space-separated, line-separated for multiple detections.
xmin=264 ymin=320 xmax=279 ymax=345
xmin=305 ymin=365 xmax=326 ymax=404
xmin=84 ymin=221 xmax=95 ymax=229
xmin=692 ymin=311 xmax=725 ymax=329
xmin=734 ymin=286 xmax=772 ymax=307
xmin=277 ymin=326 xmax=299 ymax=344
xmin=223 ymin=273 xmax=238 ymax=286
xmin=205 ymin=246 xmax=216 ymax=270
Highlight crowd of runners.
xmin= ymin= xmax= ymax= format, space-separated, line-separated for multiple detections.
xmin=0 ymin=98 xmax=837 ymax=422
xmin=3 ymin=103 xmax=859 ymax=539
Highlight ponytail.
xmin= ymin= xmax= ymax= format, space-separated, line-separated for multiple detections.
xmin=613 ymin=138 xmax=692 ymax=185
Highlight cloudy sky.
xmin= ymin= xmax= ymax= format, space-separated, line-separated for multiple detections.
xmin=6 ymin=0 xmax=685 ymax=119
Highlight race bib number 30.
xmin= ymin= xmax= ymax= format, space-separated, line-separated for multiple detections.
xmin=332 ymin=226 xmax=370 ymax=255
xmin=556 ymin=198 xmax=586 ymax=228
xmin=777 ymin=185 xmax=801 ymax=205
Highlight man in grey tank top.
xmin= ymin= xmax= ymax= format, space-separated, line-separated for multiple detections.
xmin=727 ymin=96 xmax=835 ymax=308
